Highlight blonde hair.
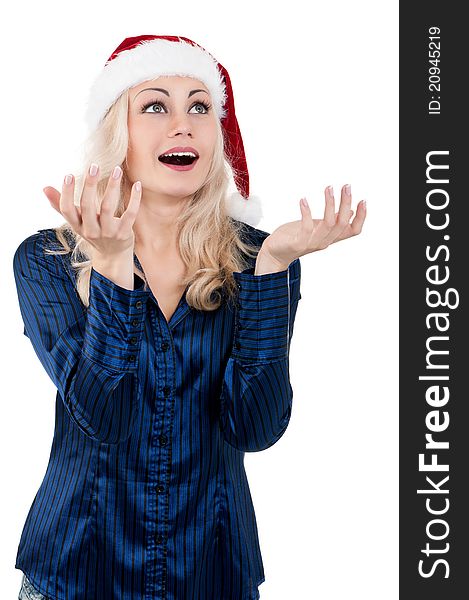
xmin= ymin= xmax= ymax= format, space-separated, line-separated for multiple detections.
xmin=45 ymin=87 xmax=261 ymax=311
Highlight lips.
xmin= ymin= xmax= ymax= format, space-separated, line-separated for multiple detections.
xmin=159 ymin=146 xmax=199 ymax=156
xmin=158 ymin=146 xmax=199 ymax=165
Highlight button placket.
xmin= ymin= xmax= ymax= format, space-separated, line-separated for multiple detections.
xmin=127 ymin=299 xmax=145 ymax=364
xmin=148 ymin=312 xmax=180 ymax=599
xmin=150 ymin=325 xmax=175 ymax=597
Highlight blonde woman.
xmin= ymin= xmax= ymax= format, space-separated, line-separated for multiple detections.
xmin=13 ymin=35 xmax=366 ymax=600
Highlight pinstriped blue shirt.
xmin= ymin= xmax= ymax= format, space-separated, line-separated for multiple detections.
xmin=12 ymin=221 xmax=302 ymax=600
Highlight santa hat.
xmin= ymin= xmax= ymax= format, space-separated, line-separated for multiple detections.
xmin=84 ymin=34 xmax=262 ymax=227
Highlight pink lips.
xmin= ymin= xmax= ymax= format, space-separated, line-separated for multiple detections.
xmin=160 ymin=158 xmax=199 ymax=171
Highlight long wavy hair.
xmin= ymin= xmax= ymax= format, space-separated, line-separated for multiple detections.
xmin=44 ymin=87 xmax=261 ymax=311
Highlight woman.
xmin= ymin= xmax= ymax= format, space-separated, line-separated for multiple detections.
xmin=14 ymin=35 xmax=366 ymax=600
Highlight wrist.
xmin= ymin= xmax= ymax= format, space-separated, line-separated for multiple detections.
xmin=254 ymin=247 xmax=290 ymax=276
xmin=91 ymin=251 xmax=135 ymax=290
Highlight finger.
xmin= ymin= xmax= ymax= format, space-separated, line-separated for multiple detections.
xmin=299 ymin=197 xmax=312 ymax=222
xmin=349 ymin=200 xmax=367 ymax=235
xmin=59 ymin=175 xmax=82 ymax=231
xmin=80 ymin=163 xmax=101 ymax=236
xmin=324 ymin=186 xmax=335 ymax=227
xmin=317 ymin=184 xmax=348 ymax=244
xmin=43 ymin=186 xmax=61 ymax=212
xmin=336 ymin=184 xmax=352 ymax=227
xmin=333 ymin=200 xmax=367 ymax=243
xmin=119 ymin=181 xmax=142 ymax=230
xmin=99 ymin=165 xmax=123 ymax=227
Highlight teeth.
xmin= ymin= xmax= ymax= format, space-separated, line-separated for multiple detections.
xmin=161 ymin=151 xmax=197 ymax=158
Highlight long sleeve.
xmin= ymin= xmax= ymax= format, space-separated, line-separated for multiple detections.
xmin=219 ymin=257 xmax=302 ymax=452
xmin=13 ymin=230 xmax=151 ymax=445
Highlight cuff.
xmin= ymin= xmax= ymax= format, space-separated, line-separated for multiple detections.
xmin=81 ymin=267 xmax=151 ymax=371
xmin=232 ymin=258 xmax=301 ymax=361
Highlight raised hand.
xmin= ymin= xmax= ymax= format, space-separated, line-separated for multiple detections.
xmin=43 ymin=163 xmax=142 ymax=260
xmin=260 ymin=184 xmax=367 ymax=267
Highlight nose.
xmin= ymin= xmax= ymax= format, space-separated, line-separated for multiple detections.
xmin=168 ymin=112 xmax=193 ymax=136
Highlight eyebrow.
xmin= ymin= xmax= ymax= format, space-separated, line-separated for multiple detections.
xmin=133 ymin=88 xmax=208 ymax=102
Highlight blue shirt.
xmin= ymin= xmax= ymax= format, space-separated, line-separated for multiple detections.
xmin=12 ymin=222 xmax=302 ymax=600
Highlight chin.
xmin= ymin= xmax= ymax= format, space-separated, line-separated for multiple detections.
xmin=155 ymin=183 xmax=201 ymax=199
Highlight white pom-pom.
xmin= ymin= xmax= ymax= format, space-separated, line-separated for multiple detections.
xmin=225 ymin=192 xmax=263 ymax=227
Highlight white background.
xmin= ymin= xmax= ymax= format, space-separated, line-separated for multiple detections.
xmin=0 ymin=1 xmax=398 ymax=598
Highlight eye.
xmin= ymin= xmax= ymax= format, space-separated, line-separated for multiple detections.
xmin=140 ymin=99 xmax=212 ymax=114
xmin=140 ymin=99 xmax=166 ymax=114
xmin=190 ymin=100 xmax=212 ymax=114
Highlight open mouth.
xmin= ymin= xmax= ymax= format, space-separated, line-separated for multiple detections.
xmin=158 ymin=152 xmax=199 ymax=166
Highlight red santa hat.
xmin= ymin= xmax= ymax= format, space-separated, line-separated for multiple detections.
xmin=84 ymin=34 xmax=262 ymax=227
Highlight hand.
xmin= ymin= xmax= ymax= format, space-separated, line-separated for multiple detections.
xmin=43 ymin=164 xmax=142 ymax=259
xmin=261 ymin=184 xmax=367 ymax=266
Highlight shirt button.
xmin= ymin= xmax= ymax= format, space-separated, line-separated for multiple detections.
xmin=156 ymin=534 xmax=164 ymax=544
xmin=158 ymin=434 xmax=168 ymax=446
xmin=135 ymin=300 xmax=143 ymax=309
xmin=237 ymin=283 xmax=242 ymax=290
xmin=161 ymin=342 xmax=169 ymax=351
xmin=130 ymin=336 xmax=137 ymax=345
xmin=128 ymin=355 xmax=136 ymax=362
xmin=131 ymin=318 xmax=139 ymax=327
xmin=163 ymin=385 xmax=171 ymax=396
xmin=156 ymin=484 xmax=165 ymax=493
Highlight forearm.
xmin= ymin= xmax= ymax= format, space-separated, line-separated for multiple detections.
xmin=219 ymin=258 xmax=302 ymax=452
xmin=14 ymin=230 xmax=151 ymax=444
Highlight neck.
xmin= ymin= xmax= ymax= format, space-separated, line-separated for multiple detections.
xmin=131 ymin=193 xmax=187 ymax=253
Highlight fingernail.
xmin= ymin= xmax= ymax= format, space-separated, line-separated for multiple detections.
xmin=328 ymin=185 xmax=334 ymax=196
xmin=64 ymin=174 xmax=73 ymax=185
xmin=345 ymin=184 xmax=351 ymax=196
xmin=89 ymin=163 xmax=98 ymax=177
xmin=301 ymin=197 xmax=309 ymax=208
xmin=362 ymin=200 xmax=366 ymax=209
xmin=112 ymin=165 xmax=122 ymax=180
